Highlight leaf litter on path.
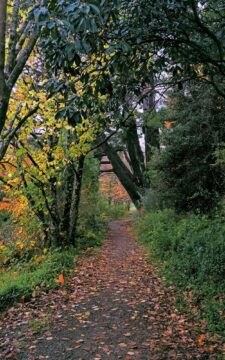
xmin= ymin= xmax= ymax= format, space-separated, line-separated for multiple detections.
xmin=0 ymin=220 xmax=224 ymax=359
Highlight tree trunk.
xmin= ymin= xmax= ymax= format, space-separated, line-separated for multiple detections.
xmin=20 ymin=171 xmax=49 ymax=244
xmin=125 ymin=119 xmax=145 ymax=187
xmin=69 ymin=155 xmax=85 ymax=245
xmin=143 ymin=84 xmax=160 ymax=163
xmin=47 ymin=133 xmax=61 ymax=247
xmin=49 ymin=216 xmax=61 ymax=248
xmin=59 ymin=163 xmax=75 ymax=242
xmin=0 ymin=0 xmax=8 ymax=134
xmin=104 ymin=142 xmax=142 ymax=209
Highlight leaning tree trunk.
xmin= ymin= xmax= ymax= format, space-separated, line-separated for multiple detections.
xmin=103 ymin=142 xmax=142 ymax=209
xmin=125 ymin=118 xmax=146 ymax=188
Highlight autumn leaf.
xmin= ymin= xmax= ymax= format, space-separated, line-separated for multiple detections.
xmin=198 ymin=334 xmax=205 ymax=347
xmin=58 ymin=274 xmax=65 ymax=286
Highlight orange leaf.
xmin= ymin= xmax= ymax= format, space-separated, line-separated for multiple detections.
xmin=58 ymin=274 xmax=65 ymax=286
xmin=198 ymin=334 xmax=205 ymax=347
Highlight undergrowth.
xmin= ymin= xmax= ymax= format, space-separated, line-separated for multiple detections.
xmin=0 ymin=249 xmax=77 ymax=311
xmin=0 ymin=199 xmax=128 ymax=312
xmin=136 ymin=209 xmax=225 ymax=335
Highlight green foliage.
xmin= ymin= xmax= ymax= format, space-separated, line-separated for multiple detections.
xmin=153 ymin=85 xmax=225 ymax=213
xmin=0 ymin=249 xmax=77 ymax=312
xmin=77 ymin=156 xmax=107 ymax=248
xmin=137 ymin=209 xmax=179 ymax=259
xmin=78 ymin=155 xmax=127 ymax=248
xmin=137 ymin=209 xmax=225 ymax=333
xmin=0 ymin=154 xmax=127 ymax=313
xmin=105 ymin=203 xmax=128 ymax=220
xmin=0 ymin=222 xmax=46 ymax=269
xmin=78 ymin=195 xmax=127 ymax=249
xmin=143 ymin=148 xmax=172 ymax=211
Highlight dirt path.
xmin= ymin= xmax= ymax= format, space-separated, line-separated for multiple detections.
xmin=0 ymin=220 xmax=224 ymax=359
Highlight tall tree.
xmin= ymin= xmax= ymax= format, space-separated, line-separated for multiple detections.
xmin=0 ymin=0 xmax=49 ymax=161
xmin=155 ymin=83 xmax=225 ymax=212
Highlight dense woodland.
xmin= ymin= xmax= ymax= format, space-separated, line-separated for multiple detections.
xmin=0 ymin=0 xmax=225 ymax=344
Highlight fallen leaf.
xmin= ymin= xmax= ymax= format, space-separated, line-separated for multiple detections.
xmin=124 ymin=332 xmax=132 ymax=337
xmin=58 ymin=274 xmax=65 ymax=286
xmin=198 ymin=334 xmax=205 ymax=347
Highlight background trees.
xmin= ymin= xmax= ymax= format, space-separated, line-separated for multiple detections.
xmin=151 ymin=84 xmax=225 ymax=212
xmin=1 ymin=0 xmax=225 ymax=243
xmin=0 ymin=0 xmax=42 ymax=161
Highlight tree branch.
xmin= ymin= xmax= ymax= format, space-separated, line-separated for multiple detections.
xmin=191 ymin=0 xmax=224 ymax=63
xmin=5 ymin=0 xmax=20 ymax=75
xmin=1 ymin=104 xmax=22 ymax=139
xmin=0 ymin=104 xmax=39 ymax=161
xmin=0 ymin=0 xmax=7 ymax=72
xmin=0 ymin=0 xmax=8 ymax=134
xmin=7 ymin=32 xmax=39 ymax=91
xmin=87 ymin=129 xmax=119 ymax=154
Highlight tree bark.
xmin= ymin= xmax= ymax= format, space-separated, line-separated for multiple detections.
xmin=125 ymin=119 xmax=145 ymax=187
xmin=5 ymin=0 xmax=20 ymax=75
xmin=104 ymin=142 xmax=142 ymax=209
xmin=59 ymin=163 xmax=75 ymax=242
xmin=47 ymin=133 xmax=61 ymax=247
xmin=143 ymin=87 xmax=159 ymax=163
xmin=69 ymin=155 xmax=85 ymax=245
xmin=0 ymin=0 xmax=8 ymax=134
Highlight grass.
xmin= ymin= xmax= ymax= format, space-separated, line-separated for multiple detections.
xmin=0 ymin=249 xmax=78 ymax=311
xmin=0 ymin=201 xmax=131 ymax=312
xmin=0 ymin=202 xmax=111 ymax=312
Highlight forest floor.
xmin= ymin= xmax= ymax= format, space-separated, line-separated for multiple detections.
xmin=0 ymin=220 xmax=224 ymax=360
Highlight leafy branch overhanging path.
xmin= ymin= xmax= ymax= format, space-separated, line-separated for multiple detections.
xmin=0 ymin=220 xmax=224 ymax=359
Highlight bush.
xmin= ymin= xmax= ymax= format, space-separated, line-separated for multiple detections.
xmin=137 ymin=209 xmax=225 ymax=333
xmin=104 ymin=202 xmax=128 ymax=220
xmin=137 ymin=209 xmax=179 ymax=259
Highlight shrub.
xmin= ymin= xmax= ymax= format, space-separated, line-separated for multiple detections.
xmin=137 ymin=209 xmax=225 ymax=333
xmin=137 ymin=209 xmax=179 ymax=259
